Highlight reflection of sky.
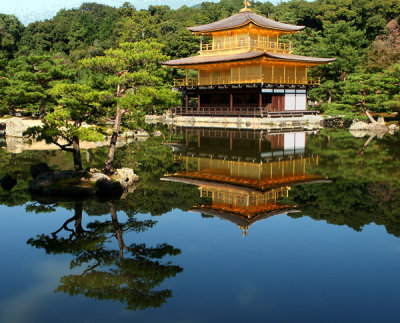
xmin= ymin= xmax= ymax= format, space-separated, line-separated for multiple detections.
xmin=2 ymin=204 xmax=400 ymax=322
xmin=0 ymin=260 xmax=69 ymax=323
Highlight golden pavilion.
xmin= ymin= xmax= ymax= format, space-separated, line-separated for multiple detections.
xmin=163 ymin=4 xmax=335 ymax=117
xmin=163 ymin=128 xmax=326 ymax=236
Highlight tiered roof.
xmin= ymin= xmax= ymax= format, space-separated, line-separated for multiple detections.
xmin=163 ymin=51 xmax=335 ymax=67
xmin=188 ymin=11 xmax=305 ymax=33
xmin=163 ymin=9 xmax=335 ymax=67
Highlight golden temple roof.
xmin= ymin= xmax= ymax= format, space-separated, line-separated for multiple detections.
xmin=162 ymin=174 xmax=328 ymax=191
xmin=190 ymin=206 xmax=298 ymax=227
xmin=188 ymin=11 xmax=305 ymax=33
xmin=163 ymin=51 xmax=336 ymax=67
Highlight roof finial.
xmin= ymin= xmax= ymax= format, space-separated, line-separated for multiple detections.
xmin=240 ymin=0 xmax=252 ymax=12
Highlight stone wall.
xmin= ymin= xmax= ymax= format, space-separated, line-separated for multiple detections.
xmin=145 ymin=114 xmax=324 ymax=130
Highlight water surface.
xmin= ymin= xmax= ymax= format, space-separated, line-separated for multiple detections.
xmin=1 ymin=128 xmax=400 ymax=322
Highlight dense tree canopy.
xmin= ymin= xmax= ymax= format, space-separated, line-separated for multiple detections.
xmin=0 ymin=0 xmax=398 ymax=185
xmin=1 ymin=0 xmax=398 ymax=117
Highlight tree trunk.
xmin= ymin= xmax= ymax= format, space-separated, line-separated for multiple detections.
xmin=8 ymin=102 xmax=14 ymax=116
xmin=362 ymin=88 xmax=367 ymax=113
xmin=360 ymin=134 xmax=377 ymax=156
xmin=328 ymin=89 xmax=332 ymax=104
xmin=109 ymin=202 xmax=125 ymax=261
xmin=39 ymin=97 xmax=46 ymax=119
xmin=365 ymin=109 xmax=378 ymax=124
xmin=74 ymin=202 xmax=84 ymax=237
xmin=72 ymin=136 xmax=82 ymax=171
xmin=104 ymin=84 xmax=124 ymax=175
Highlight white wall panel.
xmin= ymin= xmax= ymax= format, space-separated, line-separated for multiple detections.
xmin=295 ymin=93 xmax=306 ymax=110
xmin=285 ymin=94 xmax=296 ymax=111
xmin=295 ymin=132 xmax=306 ymax=150
xmin=284 ymin=133 xmax=295 ymax=151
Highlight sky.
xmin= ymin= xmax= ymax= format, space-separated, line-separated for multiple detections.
xmin=0 ymin=0 xmax=221 ymax=25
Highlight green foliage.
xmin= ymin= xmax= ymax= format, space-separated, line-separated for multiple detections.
xmin=283 ymin=130 xmax=400 ymax=237
xmin=17 ymin=3 xmax=119 ymax=58
xmin=312 ymin=22 xmax=368 ymax=82
xmin=24 ymin=83 xmax=110 ymax=170
xmin=0 ymin=0 xmax=399 ymax=118
xmin=25 ymin=83 xmax=108 ymax=144
xmin=319 ymin=103 xmax=367 ymax=120
xmin=366 ymin=18 xmax=400 ymax=72
xmin=0 ymin=54 xmax=75 ymax=116
xmin=315 ymin=64 xmax=400 ymax=113
xmin=0 ymin=14 xmax=24 ymax=69
xmin=80 ymin=41 xmax=180 ymax=142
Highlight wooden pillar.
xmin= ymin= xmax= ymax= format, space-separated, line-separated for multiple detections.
xmin=185 ymin=93 xmax=189 ymax=109
xmin=272 ymin=65 xmax=274 ymax=82
xmin=197 ymin=93 xmax=201 ymax=111
xmin=230 ymin=90 xmax=233 ymax=112
xmin=284 ymin=66 xmax=286 ymax=83
xmin=185 ymin=68 xmax=188 ymax=86
xmin=197 ymin=130 xmax=200 ymax=148
xmin=229 ymin=132 xmax=233 ymax=151
xmin=305 ymin=66 xmax=308 ymax=84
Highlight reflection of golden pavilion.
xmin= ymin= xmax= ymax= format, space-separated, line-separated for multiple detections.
xmin=163 ymin=128 xmax=324 ymax=236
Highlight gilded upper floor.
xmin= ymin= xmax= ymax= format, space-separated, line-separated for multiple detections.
xmin=162 ymin=8 xmax=335 ymax=86
xmin=190 ymin=10 xmax=304 ymax=56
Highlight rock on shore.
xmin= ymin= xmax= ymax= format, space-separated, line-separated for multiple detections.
xmin=28 ymin=163 xmax=139 ymax=200
xmin=349 ymin=120 xmax=388 ymax=132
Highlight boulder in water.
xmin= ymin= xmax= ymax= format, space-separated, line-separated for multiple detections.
xmin=1 ymin=174 xmax=17 ymax=191
xmin=349 ymin=120 xmax=387 ymax=132
xmin=95 ymin=178 xmax=124 ymax=198
xmin=30 ymin=163 xmax=53 ymax=179
xmin=114 ymin=168 xmax=138 ymax=188
xmin=388 ymin=124 xmax=399 ymax=135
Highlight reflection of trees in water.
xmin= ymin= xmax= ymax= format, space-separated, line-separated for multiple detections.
xmin=27 ymin=201 xmax=183 ymax=310
xmin=286 ymin=180 xmax=400 ymax=237
xmin=281 ymin=130 xmax=400 ymax=237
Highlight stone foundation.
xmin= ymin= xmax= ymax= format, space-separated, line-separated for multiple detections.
xmin=146 ymin=114 xmax=324 ymax=130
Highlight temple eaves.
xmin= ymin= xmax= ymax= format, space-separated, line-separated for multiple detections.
xmin=162 ymin=51 xmax=336 ymax=67
xmin=187 ymin=11 xmax=305 ymax=34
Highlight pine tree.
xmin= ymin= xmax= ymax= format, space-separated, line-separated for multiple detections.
xmin=80 ymin=41 xmax=180 ymax=174
xmin=24 ymin=83 xmax=110 ymax=171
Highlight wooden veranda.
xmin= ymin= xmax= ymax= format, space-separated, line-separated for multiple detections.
xmin=171 ymin=106 xmax=319 ymax=118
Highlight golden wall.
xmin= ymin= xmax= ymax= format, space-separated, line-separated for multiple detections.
xmin=200 ymin=186 xmax=288 ymax=208
xmin=211 ymin=33 xmax=279 ymax=51
xmin=201 ymin=25 xmax=286 ymax=54
xmin=179 ymin=156 xmax=313 ymax=180
xmin=198 ymin=63 xmax=308 ymax=85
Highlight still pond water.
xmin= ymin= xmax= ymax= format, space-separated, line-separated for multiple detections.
xmin=1 ymin=127 xmax=400 ymax=322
